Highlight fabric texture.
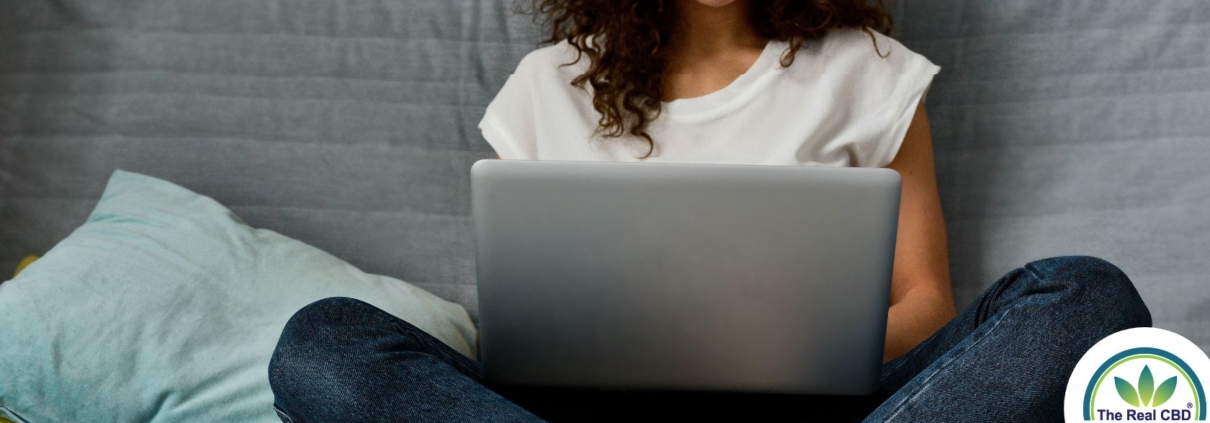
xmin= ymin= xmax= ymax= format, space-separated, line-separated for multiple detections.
xmin=479 ymin=28 xmax=940 ymax=167
xmin=0 ymin=170 xmax=477 ymax=423
xmin=265 ymin=256 xmax=1151 ymax=423
xmin=0 ymin=0 xmax=1206 ymax=346
xmin=888 ymin=1 xmax=1210 ymax=348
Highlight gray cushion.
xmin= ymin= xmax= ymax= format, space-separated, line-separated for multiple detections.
xmin=892 ymin=0 xmax=1210 ymax=348
xmin=1 ymin=0 xmax=1206 ymax=350
xmin=0 ymin=0 xmax=540 ymax=315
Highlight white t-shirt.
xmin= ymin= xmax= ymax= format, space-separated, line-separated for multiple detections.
xmin=479 ymin=27 xmax=940 ymax=167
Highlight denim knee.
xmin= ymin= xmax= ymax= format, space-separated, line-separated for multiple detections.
xmin=1023 ymin=255 xmax=1152 ymax=330
xmin=268 ymin=297 xmax=385 ymax=393
xmin=274 ymin=297 xmax=377 ymax=349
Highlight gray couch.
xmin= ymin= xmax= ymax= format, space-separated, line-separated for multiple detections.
xmin=1 ymin=0 xmax=1206 ymax=350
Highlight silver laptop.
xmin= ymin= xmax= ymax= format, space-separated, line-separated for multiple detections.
xmin=471 ymin=159 xmax=900 ymax=395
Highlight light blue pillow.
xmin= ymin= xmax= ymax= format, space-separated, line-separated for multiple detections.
xmin=0 ymin=170 xmax=478 ymax=423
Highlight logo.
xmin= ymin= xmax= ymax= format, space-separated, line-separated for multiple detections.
xmin=1114 ymin=364 xmax=1179 ymax=409
xmin=1066 ymin=328 xmax=1210 ymax=421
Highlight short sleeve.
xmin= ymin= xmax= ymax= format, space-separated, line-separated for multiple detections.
xmin=479 ymin=57 xmax=540 ymax=160
xmin=866 ymin=44 xmax=941 ymax=168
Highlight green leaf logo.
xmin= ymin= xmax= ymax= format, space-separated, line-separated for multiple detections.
xmin=1154 ymin=377 xmax=1178 ymax=407
xmin=1140 ymin=366 xmax=1154 ymax=406
xmin=1116 ymin=376 xmax=1141 ymax=407
xmin=1115 ymin=365 xmax=1180 ymax=408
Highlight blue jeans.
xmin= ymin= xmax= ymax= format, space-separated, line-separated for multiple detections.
xmin=268 ymin=256 xmax=1151 ymax=422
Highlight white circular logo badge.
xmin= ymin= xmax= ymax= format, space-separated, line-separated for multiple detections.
xmin=1065 ymin=328 xmax=1210 ymax=422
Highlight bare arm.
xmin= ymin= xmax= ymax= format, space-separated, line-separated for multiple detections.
xmin=882 ymin=101 xmax=957 ymax=362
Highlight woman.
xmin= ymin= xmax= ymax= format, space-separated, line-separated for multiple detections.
xmin=267 ymin=1 xmax=1151 ymax=421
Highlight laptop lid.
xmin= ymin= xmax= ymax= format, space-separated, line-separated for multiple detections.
xmin=472 ymin=159 xmax=900 ymax=395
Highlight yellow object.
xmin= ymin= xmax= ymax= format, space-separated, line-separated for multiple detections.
xmin=0 ymin=417 xmax=12 ymax=423
xmin=14 ymin=255 xmax=39 ymax=277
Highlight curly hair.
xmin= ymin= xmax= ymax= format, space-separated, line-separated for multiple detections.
xmin=528 ymin=0 xmax=893 ymax=157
